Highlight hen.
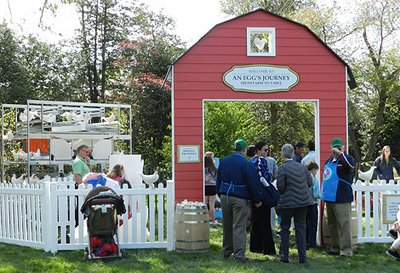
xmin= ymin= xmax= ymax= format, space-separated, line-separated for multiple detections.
xmin=138 ymin=171 xmax=159 ymax=189
xmin=358 ymin=166 xmax=377 ymax=181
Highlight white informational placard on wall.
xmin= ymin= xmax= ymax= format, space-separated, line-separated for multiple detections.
xmin=177 ymin=145 xmax=200 ymax=163
xmin=383 ymin=194 xmax=400 ymax=224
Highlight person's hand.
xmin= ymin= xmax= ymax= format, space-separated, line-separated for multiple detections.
xmin=255 ymin=202 xmax=262 ymax=208
xmin=332 ymin=147 xmax=342 ymax=157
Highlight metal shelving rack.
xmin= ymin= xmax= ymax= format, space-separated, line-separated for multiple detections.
xmin=1 ymin=100 xmax=132 ymax=183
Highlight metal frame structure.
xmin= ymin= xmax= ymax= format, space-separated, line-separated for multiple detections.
xmin=1 ymin=100 xmax=132 ymax=183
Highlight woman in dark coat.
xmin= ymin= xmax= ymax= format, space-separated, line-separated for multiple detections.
xmin=249 ymin=141 xmax=276 ymax=255
xmin=277 ymin=144 xmax=313 ymax=264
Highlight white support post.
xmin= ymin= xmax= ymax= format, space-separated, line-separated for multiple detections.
xmin=42 ymin=176 xmax=58 ymax=253
xmin=166 ymin=180 xmax=175 ymax=251
xmin=42 ymin=177 xmax=51 ymax=252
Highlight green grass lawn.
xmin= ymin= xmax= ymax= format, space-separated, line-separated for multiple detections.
xmin=0 ymin=226 xmax=399 ymax=273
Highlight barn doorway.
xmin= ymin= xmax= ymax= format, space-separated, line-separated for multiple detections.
xmin=202 ymin=99 xmax=320 ymax=197
xmin=203 ymin=100 xmax=319 ymax=164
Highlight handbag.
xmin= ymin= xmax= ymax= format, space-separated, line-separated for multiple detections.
xmin=260 ymin=178 xmax=280 ymax=207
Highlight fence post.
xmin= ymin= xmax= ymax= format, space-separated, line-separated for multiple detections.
xmin=166 ymin=180 xmax=175 ymax=251
xmin=42 ymin=176 xmax=58 ymax=253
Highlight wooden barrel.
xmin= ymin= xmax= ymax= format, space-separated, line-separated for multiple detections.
xmin=175 ymin=204 xmax=209 ymax=252
xmin=322 ymin=202 xmax=358 ymax=247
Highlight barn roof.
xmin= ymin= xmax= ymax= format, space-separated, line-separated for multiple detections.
xmin=172 ymin=8 xmax=357 ymax=89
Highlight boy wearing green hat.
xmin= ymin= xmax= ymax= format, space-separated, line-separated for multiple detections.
xmin=321 ymin=137 xmax=356 ymax=258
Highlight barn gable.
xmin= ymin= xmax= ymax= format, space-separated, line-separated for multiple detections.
xmin=172 ymin=9 xmax=355 ymax=202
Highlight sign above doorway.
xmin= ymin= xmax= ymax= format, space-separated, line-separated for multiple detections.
xmin=222 ymin=64 xmax=300 ymax=93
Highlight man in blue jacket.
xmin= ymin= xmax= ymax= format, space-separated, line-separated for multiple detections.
xmin=321 ymin=137 xmax=356 ymax=258
xmin=216 ymin=139 xmax=262 ymax=263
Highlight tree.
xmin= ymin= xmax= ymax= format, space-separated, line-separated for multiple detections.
xmin=349 ymin=0 xmax=400 ymax=161
xmin=20 ymin=35 xmax=86 ymax=102
xmin=73 ymin=0 xmax=139 ymax=103
xmin=107 ymin=5 xmax=185 ymax=167
xmin=0 ymin=23 xmax=32 ymax=103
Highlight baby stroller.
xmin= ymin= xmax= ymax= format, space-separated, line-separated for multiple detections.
xmin=80 ymin=186 xmax=126 ymax=260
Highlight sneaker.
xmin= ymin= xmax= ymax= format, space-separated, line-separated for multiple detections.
xmin=211 ymin=220 xmax=222 ymax=226
xmin=386 ymin=249 xmax=400 ymax=261
xmin=388 ymin=229 xmax=398 ymax=240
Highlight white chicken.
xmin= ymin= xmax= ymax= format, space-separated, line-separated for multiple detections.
xmin=19 ymin=109 xmax=39 ymax=122
xmin=41 ymin=113 xmax=56 ymax=124
xmin=83 ymin=112 xmax=91 ymax=124
xmin=138 ymin=171 xmax=159 ymax=189
xmin=11 ymin=174 xmax=25 ymax=184
xmin=101 ymin=112 xmax=116 ymax=124
xmin=12 ymin=150 xmax=20 ymax=161
xmin=12 ymin=149 xmax=28 ymax=161
xmin=31 ymin=149 xmax=41 ymax=159
xmin=2 ymin=129 xmax=14 ymax=141
xmin=30 ymin=174 xmax=40 ymax=184
xmin=358 ymin=166 xmax=377 ymax=181
xmin=18 ymin=149 xmax=28 ymax=161
xmin=61 ymin=111 xmax=82 ymax=122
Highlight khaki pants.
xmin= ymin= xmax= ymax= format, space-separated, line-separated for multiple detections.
xmin=326 ymin=202 xmax=353 ymax=256
xmin=220 ymin=195 xmax=249 ymax=261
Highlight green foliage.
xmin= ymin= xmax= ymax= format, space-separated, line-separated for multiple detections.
xmin=159 ymin=125 xmax=173 ymax=172
xmin=204 ymin=101 xmax=314 ymax=161
xmin=0 ymin=24 xmax=32 ymax=103
xmin=20 ymin=35 xmax=85 ymax=102
xmin=347 ymin=0 xmax=400 ymax=162
xmin=105 ymin=6 xmax=185 ymax=167
xmin=204 ymin=101 xmax=262 ymax=158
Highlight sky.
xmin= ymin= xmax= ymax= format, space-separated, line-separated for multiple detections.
xmin=0 ymin=0 xmax=354 ymax=48
xmin=0 ymin=0 xmax=230 ymax=46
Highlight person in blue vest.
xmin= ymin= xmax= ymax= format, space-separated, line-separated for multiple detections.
xmin=216 ymin=138 xmax=262 ymax=263
xmin=321 ymin=137 xmax=356 ymax=258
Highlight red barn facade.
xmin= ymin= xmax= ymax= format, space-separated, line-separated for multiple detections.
xmin=170 ymin=9 xmax=356 ymax=202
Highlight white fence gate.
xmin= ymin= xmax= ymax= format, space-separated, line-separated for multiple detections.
xmin=353 ymin=179 xmax=400 ymax=243
xmin=0 ymin=177 xmax=174 ymax=253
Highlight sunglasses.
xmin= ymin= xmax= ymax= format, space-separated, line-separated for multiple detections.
xmin=263 ymin=148 xmax=269 ymax=152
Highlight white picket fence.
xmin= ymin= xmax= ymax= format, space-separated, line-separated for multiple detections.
xmin=0 ymin=177 xmax=175 ymax=253
xmin=353 ymin=179 xmax=400 ymax=243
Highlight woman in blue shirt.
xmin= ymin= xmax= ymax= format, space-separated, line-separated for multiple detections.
xmin=374 ymin=146 xmax=400 ymax=183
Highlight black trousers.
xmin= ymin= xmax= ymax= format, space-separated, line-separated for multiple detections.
xmin=250 ymin=204 xmax=276 ymax=255
xmin=306 ymin=203 xmax=318 ymax=248
xmin=279 ymin=206 xmax=308 ymax=262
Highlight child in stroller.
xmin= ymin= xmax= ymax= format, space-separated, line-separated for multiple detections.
xmin=80 ymin=186 xmax=126 ymax=260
